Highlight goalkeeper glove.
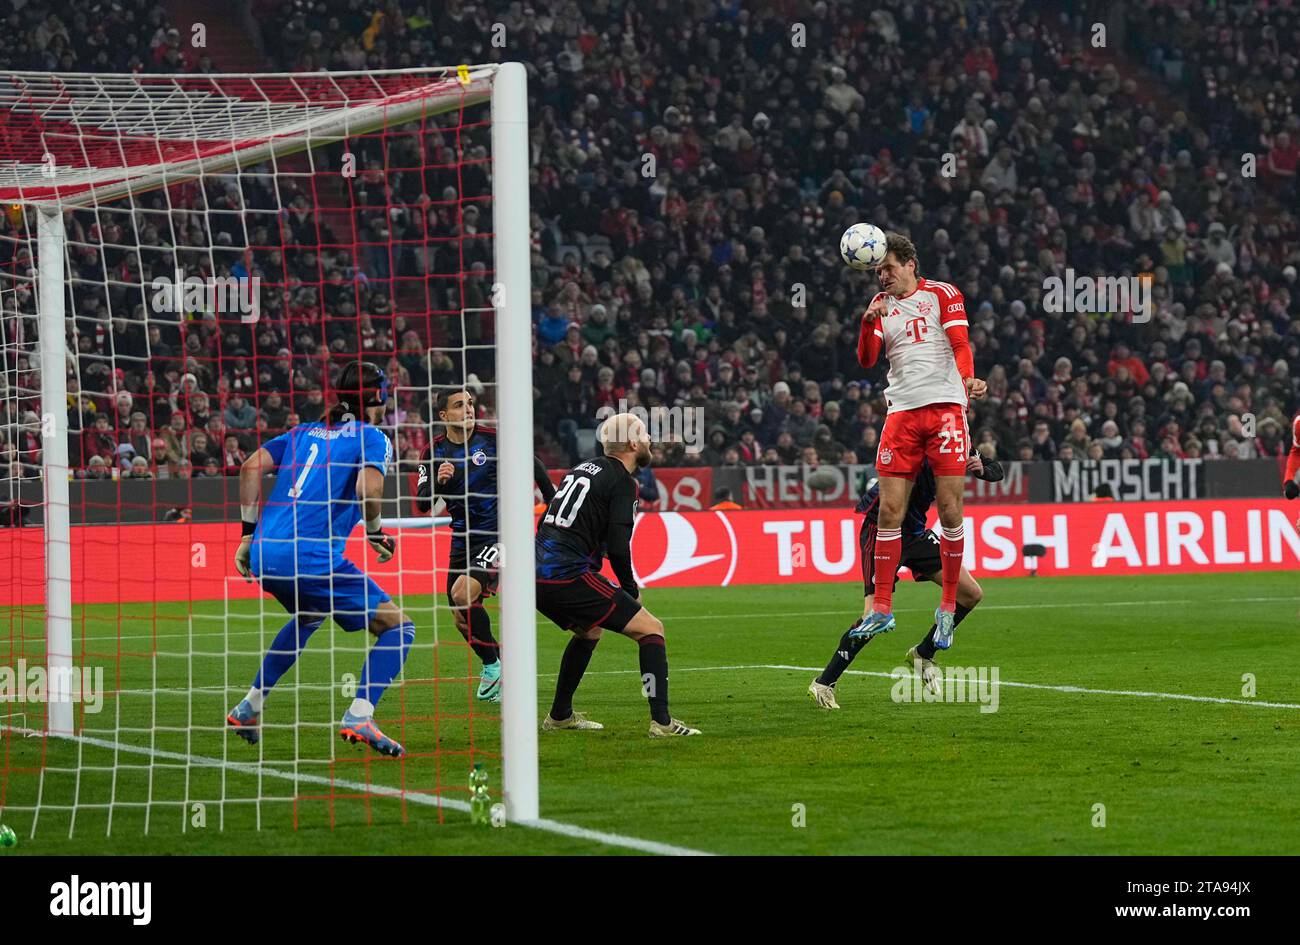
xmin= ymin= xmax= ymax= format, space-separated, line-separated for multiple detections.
xmin=234 ymin=535 xmax=253 ymax=582
xmin=236 ymin=509 xmax=258 ymax=581
xmin=366 ymin=518 xmax=396 ymax=563
xmin=1285 ymin=480 xmax=1299 ymax=500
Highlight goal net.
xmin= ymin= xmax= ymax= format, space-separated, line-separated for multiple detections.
xmin=0 ymin=64 xmax=538 ymax=840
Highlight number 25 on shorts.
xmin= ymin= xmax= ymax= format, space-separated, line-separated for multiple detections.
xmin=937 ymin=412 xmax=965 ymax=454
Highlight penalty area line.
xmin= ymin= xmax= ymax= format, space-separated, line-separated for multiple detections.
xmin=0 ymin=724 xmax=713 ymax=857
xmin=105 ymin=664 xmax=1300 ymax=710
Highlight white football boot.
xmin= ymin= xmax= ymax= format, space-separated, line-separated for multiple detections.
xmin=808 ymin=679 xmax=841 ymax=709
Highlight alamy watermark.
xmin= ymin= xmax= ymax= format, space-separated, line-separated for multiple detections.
xmin=150 ymin=266 xmax=260 ymax=322
xmin=596 ymin=400 xmax=704 ymax=454
xmin=891 ymin=662 xmax=1000 ymax=713
xmin=50 ymin=875 xmax=151 ymax=925
xmin=1043 ymin=269 xmax=1151 ymax=323
xmin=0 ymin=659 xmax=105 ymax=714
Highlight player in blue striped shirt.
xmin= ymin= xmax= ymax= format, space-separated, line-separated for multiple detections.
xmin=227 ymin=362 xmax=412 ymax=757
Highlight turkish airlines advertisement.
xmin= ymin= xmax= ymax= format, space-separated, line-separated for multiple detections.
xmin=629 ymin=499 xmax=1300 ymax=587
xmin=1 ymin=498 xmax=1295 ymax=606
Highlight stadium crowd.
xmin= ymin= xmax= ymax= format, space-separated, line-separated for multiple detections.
xmin=0 ymin=0 xmax=1296 ymax=485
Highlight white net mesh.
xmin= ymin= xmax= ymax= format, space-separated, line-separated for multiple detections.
xmin=0 ymin=67 xmax=521 ymax=839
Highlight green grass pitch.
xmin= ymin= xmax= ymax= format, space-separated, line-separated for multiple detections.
xmin=2 ymin=571 xmax=1298 ymax=855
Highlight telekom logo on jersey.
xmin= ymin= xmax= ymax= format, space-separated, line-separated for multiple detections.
xmin=904 ymin=317 xmax=929 ymax=343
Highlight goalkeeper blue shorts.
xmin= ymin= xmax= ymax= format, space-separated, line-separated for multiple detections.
xmin=255 ymin=555 xmax=391 ymax=632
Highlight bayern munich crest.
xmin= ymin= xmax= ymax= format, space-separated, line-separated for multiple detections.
xmin=918 ymin=300 xmax=933 ymax=315
xmin=879 ymin=448 xmax=893 ymax=465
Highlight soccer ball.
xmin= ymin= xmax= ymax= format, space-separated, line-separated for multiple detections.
xmin=840 ymin=223 xmax=888 ymax=270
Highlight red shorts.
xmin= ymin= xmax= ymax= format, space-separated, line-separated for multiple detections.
xmin=876 ymin=403 xmax=969 ymax=479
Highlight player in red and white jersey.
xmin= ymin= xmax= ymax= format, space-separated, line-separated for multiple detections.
xmin=850 ymin=232 xmax=987 ymax=648
xmin=1284 ymin=413 xmax=1300 ymax=501
xmin=1284 ymin=413 xmax=1300 ymax=549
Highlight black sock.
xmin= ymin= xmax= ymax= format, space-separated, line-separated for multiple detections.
xmin=466 ymin=605 xmax=499 ymax=666
xmin=916 ymin=603 xmax=973 ymax=659
xmin=817 ymin=625 xmax=870 ymax=686
xmin=550 ymin=636 xmax=597 ymax=720
xmin=638 ymin=635 xmax=671 ymax=725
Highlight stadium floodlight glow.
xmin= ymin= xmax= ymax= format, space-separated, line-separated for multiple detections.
xmin=0 ymin=63 xmax=537 ymax=830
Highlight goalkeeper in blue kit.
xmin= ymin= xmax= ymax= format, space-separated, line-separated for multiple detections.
xmin=227 ymin=362 xmax=412 ymax=757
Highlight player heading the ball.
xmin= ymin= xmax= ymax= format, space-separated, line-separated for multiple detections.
xmin=535 ymin=412 xmax=701 ymax=737
xmin=229 ymin=361 xmax=412 ymax=757
xmin=851 ymin=233 xmax=988 ymax=649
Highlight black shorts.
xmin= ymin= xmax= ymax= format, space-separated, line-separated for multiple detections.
xmin=447 ymin=539 xmax=501 ymax=601
xmin=536 ymin=572 xmax=643 ymax=633
xmin=859 ymin=520 xmax=942 ymax=596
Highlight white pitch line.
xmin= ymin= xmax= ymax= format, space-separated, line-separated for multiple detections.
xmin=656 ymin=594 xmax=1297 ymax=620
xmin=526 ymin=663 xmax=1300 ymax=710
xmin=743 ymin=664 xmax=1300 ymax=710
xmin=103 ymin=656 xmax=1300 ymax=712
xmin=31 ymin=594 xmax=1298 ymax=648
xmin=1 ymin=725 xmax=713 ymax=857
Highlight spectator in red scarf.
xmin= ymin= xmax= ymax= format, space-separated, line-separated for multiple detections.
xmin=222 ymin=434 xmax=248 ymax=476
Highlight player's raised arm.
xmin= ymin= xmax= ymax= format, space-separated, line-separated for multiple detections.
xmin=857 ymin=292 xmax=888 ymax=368
xmin=414 ymin=445 xmax=434 ymax=513
xmin=534 ymin=455 xmax=557 ymax=505
xmin=235 ymin=446 xmax=277 ymax=580
xmin=413 ymin=440 xmax=456 ymax=515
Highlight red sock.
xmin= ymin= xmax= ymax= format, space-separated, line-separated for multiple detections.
xmin=872 ymin=528 xmax=903 ymax=613
xmin=940 ymin=524 xmax=964 ymax=612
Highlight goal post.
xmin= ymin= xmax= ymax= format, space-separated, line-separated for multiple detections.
xmin=0 ymin=64 xmax=538 ymax=832
xmin=36 ymin=206 xmax=73 ymax=736
xmin=489 ymin=62 xmax=538 ymax=824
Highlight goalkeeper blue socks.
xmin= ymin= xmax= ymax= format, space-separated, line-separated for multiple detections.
xmin=354 ymin=622 xmax=416 ymax=712
xmin=247 ymin=618 xmax=415 ymax=717
xmin=247 ymin=615 xmax=325 ymax=710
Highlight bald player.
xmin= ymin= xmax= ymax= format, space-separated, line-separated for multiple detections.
xmin=534 ymin=413 xmax=700 ymax=737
